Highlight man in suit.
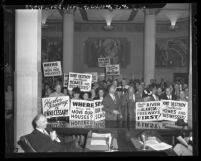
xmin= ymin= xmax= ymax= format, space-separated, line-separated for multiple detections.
xmin=160 ymin=87 xmax=177 ymax=100
xmin=27 ymin=114 xmax=82 ymax=152
xmin=149 ymin=84 xmax=159 ymax=101
xmin=102 ymin=85 xmax=123 ymax=120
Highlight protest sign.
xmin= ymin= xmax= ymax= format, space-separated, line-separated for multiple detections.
xmin=93 ymin=120 xmax=105 ymax=128
xmin=98 ymin=73 xmax=105 ymax=81
xmin=94 ymin=100 xmax=105 ymax=121
xmin=135 ymin=121 xmax=164 ymax=129
xmin=86 ymin=72 xmax=98 ymax=83
xmin=106 ymin=64 xmax=120 ymax=75
xmin=70 ymin=100 xmax=94 ymax=120
xmin=68 ymin=72 xmax=92 ymax=92
xmin=161 ymin=100 xmax=188 ymax=123
xmin=43 ymin=61 xmax=62 ymax=77
xmin=42 ymin=96 xmax=70 ymax=119
xmin=69 ymin=120 xmax=94 ymax=128
xmin=63 ymin=73 xmax=69 ymax=87
xmin=136 ymin=101 xmax=162 ymax=122
xmin=98 ymin=57 xmax=110 ymax=67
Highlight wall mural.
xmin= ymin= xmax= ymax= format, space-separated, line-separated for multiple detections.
xmin=155 ymin=37 xmax=189 ymax=68
xmin=84 ymin=38 xmax=130 ymax=68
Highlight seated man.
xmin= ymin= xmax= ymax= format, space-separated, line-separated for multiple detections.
xmin=27 ymin=114 xmax=83 ymax=152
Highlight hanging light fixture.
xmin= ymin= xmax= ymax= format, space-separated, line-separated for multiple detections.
xmin=166 ymin=11 xmax=180 ymax=31
xmin=102 ymin=9 xmax=116 ymax=31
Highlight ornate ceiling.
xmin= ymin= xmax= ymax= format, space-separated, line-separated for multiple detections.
xmin=44 ymin=3 xmax=189 ymax=24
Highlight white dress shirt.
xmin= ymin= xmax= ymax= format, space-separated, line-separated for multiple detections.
xmin=36 ymin=128 xmax=61 ymax=142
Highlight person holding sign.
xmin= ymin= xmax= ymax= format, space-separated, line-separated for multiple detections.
xmin=94 ymin=88 xmax=105 ymax=101
xmin=160 ymin=87 xmax=177 ymax=100
xmin=71 ymin=87 xmax=81 ymax=100
xmin=102 ymin=85 xmax=123 ymax=120
xmin=49 ymin=84 xmax=65 ymax=97
xmin=149 ymin=84 xmax=159 ymax=101
xmin=177 ymin=90 xmax=188 ymax=102
xmin=27 ymin=114 xmax=83 ymax=152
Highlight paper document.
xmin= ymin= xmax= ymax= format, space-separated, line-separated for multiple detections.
xmin=91 ymin=139 xmax=107 ymax=145
xmin=92 ymin=133 xmax=112 ymax=147
xmin=146 ymin=142 xmax=172 ymax=151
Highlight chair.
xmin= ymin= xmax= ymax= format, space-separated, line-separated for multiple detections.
xmin=18 ymin=135 xmax=36 ymax=152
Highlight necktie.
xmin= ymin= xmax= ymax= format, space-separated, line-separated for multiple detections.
xmin=113 ymin=95 xmax=116 ymax=104
xmin=43 ymin=129 xmax=49 ymax=136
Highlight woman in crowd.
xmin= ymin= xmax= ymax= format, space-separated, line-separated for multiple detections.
xmin=156 ymin=85 xmax=164 ymax=100
xmin=49 ymin=84 xmax=65 ymax=97
xmin=81 ymin=92 xmax=91 ymax=101
xmin=94 ymin=88 xmax=105 ymax=101
xmin=67 ymin=89 xmax=73 ymax=99
xmin=90 ymin=88 xmax=97 ymax=100
xmin=177 ymin=90 xmax=188 ymax=102
xmin=71 ymin=87 xmax=81 ymax=100
xmin=135 ymin=84 xmax=144 ymax=102
xmin=44 ymin=84 xmax=52 ymax=97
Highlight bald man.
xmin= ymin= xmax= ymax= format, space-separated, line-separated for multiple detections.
xmin=27 ymin=114 xmax=82 ymax=152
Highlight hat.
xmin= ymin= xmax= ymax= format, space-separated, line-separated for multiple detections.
xmin=116 ymin=86 xmax=123 ymax=92
xmin=175 ymin=119 xmax=188 ymax=126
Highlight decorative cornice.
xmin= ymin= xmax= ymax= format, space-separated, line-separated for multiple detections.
xmin=144 ymin=9 xmax=155 ymax=16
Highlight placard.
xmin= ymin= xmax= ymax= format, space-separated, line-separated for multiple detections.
xmin=106 ymin=64 xmax=120 ymax=75
xmin=135 ymin=121 xmax=164 ymax=129
xmin=63 ymin=73 xmax=69 ymax=87
xmin=42 ymin=96 xmax=70 ymax=119
xmin=86 ymin=72 xmax=98 ymax=83
xmin=70 ymin=100 xmax=94 ymax=120
xmin=98 ymin=57 xmax=110 ymax=67
xmin=161 ymin=100 xmax=188 ymax=123
xmin=136 ymin=101 xmax=162 ymax=122
xmin=94 ymin=100 xmax=105 ymax=121
xmin=68 ymin=72 xmax=92 ymax=92
xmin=69 ymin=120 xmax=94 ymax=128
xmin=43 ymin=61 xmax=62 ymax=77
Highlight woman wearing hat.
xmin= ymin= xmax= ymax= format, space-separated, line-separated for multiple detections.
xmin=71 ymin=87 xmax=81 ymax=100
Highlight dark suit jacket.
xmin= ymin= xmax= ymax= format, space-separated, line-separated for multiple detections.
xmin=149 ymin=94 xmax=159 ymax=101
xmin=27 ymin=128 xmax=65 ymax=152
xmin=102 ymin=93 xmax=121 ymax=120
xmin=122 ymin=94 xmax=136 ymax=121
xmin=160 ymin=93 xmax=177 ymax=100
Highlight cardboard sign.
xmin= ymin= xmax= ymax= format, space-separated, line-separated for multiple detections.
xmin=98 ymin=73 xmax=105 ymax=81
xmin=136 ymin=101 xmax=162 ymax=122
xmin=161 ymin=100 xmax=188 ymax=123
xmin=42 ymin=96 xmax=70 ymax=119
xmin=86 ymin=72 xmax=98 ymax=83
xmin=70 ymin=100 xmax=94 ymax=120
xmin=94 ymin=100 xmax=105 ymax=121
xmin=68 ymin=72 xmax=92 ymax=92
xmin=98 ymin=57 xmax=110 ymax=67
xmin=93 ymin=120 xmax=105 ymax=128
xmin=43 ymin=61 xmax=62 ymax=77
xmin=135 ymin=121 xmax=164 ymax=129
xmin=69 ymin=120 xmax=94 ymax=128
xmin=106 ymin=64 xmax=120 ymax=75
xmin=63 ymin=73 xmax=69 ymax=87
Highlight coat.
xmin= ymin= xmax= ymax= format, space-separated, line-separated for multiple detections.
xmin=102 ymin=93 xmax=122 ymax=121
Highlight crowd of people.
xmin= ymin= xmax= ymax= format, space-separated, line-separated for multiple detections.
xmin=42 ymin=77 xmax=189 ymax=121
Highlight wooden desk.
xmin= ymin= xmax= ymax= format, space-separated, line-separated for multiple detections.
xmin=47 ymin=120 xmax=191 ymax=155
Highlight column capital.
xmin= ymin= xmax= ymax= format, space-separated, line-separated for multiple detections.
xmin=144 ymin=9 xmax=155 ymax=16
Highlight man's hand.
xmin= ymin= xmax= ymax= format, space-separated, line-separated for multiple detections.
xmin=113 ymin=110 xmax=120 ymax=115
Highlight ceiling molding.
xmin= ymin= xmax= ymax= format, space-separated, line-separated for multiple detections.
xmin=128 ymin=10 xmax=138 ymax=21
xmin=79 ymin=9 xmax=88 ymax=21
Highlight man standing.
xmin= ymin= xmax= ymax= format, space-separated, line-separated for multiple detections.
xmin=102 ymin=85 xmax=123 ymax=120
xmin=27 ymin=114 xmax=82 ymax=152
xmin=160 ymin=87 xmax=177 ymax=100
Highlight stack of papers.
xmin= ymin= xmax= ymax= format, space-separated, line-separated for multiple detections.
xmin=145 ymin=140 xmax=172 ymax=151
xmin=91 ymin=133 xmax=112 ymax=147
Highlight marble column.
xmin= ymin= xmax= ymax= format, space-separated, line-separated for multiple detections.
xmin=14 ymin=10 xmax=42 ymax=150
xmin=143 ymin=9 xmax=156 ymax=85
xmin=63 ymin=9 xmax=75 ymax=74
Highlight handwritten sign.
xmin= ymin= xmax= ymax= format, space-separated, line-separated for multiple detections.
xmin=98 ymin=57 xmax=110 ymax=67
xmin=69 ymin=120 xmax=94 ymax=128
xmin=42 ymin=96 xmax=70 ymax=119
xmin=70 ymin=100 xmax=94 ymax=120
xmin=94 ymin=100 xmax=105 ymax=121
xmin=86 ymin=72 xmax=98 ymax=83
xmin=135 ymin=121 xmax=164 ymax=129
xmin=43 ymin=61 xmax=62 ymax=77
xmin=136 ymin=101 xmax=162 ymax=122
xmin=63 ymin=73 xmax=69 ymax=87
xmin=68 ymin=72 xmax=92 ymax=92
xmin=161 ymin=100 xmax=188 ymax=123
xmin=106 ymin=64 xmax=120 ymax=75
